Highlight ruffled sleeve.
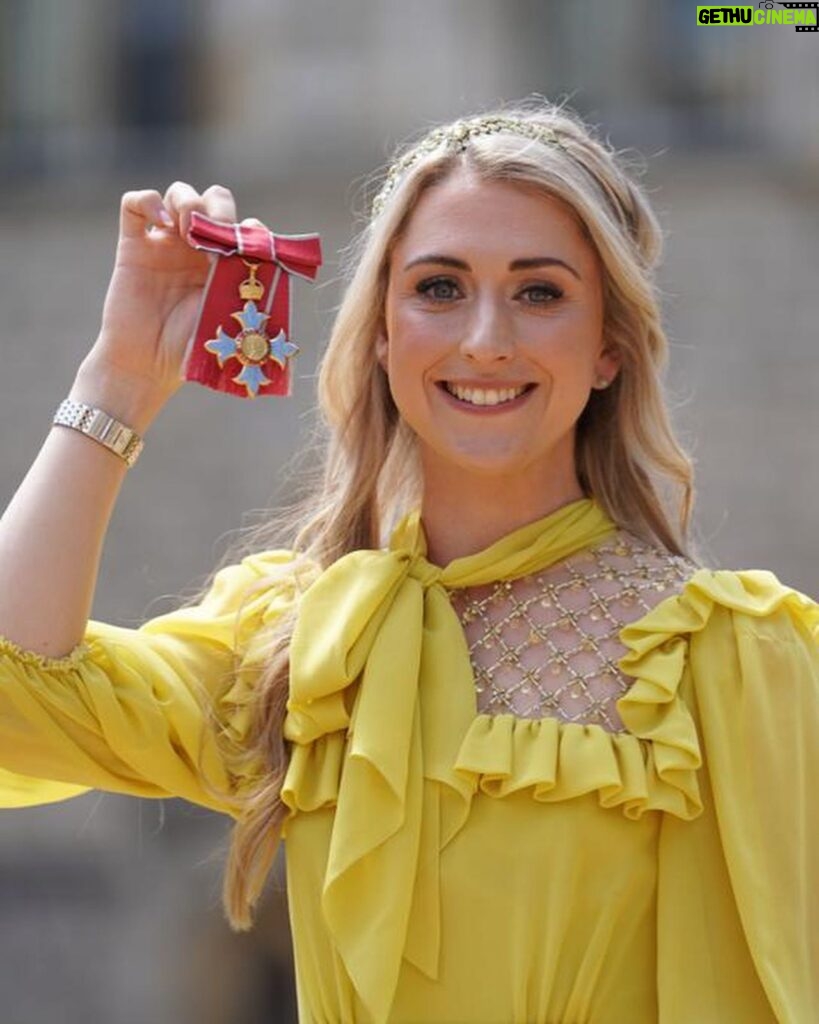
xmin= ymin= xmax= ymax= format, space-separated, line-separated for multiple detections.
xmin=0 ymin=549 xmax=305 ymax=817
xmin=640 ymin=568 xmax=819 ymax=1023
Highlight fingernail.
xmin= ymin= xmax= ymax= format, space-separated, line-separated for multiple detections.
xmin=159 ymin=209 xmax=174 ymax=226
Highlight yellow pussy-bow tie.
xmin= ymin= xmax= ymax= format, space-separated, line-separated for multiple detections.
xmin=282 ymin=496 xmax=618 ymax=1023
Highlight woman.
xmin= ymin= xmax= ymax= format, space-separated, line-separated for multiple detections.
xmin=0 ymin=99 xmax=816 ymax=1023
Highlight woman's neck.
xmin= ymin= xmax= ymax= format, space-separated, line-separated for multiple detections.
xmin=419 ymin=462 xmax=586 ymax=566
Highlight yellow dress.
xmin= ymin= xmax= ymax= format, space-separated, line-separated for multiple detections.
xmin=0 ymin=497 xmax=817 ymax=1024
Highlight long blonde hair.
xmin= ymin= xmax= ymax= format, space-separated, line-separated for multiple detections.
xmin=189 ymin=96 xmax=704 ymax=931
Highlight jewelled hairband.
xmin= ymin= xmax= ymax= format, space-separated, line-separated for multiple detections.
xmin=370 ymin=115 xmax=570 ymax=218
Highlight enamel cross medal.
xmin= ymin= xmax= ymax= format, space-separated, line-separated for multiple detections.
xmin=182 ymin=213 xmax=322 ymax=398
xmin=205 ymin=259 xmax=299 ymax=398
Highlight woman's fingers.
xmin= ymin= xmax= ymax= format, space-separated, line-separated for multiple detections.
xmin=163 ymin=181 xmax=237 ymax=238
xmin=201 ymin=183 xmax=238 ymax=224
xmin=162 ymin=181 xmax=202 ymax=238
xmin=119 ymin=184 xmax=240 ymax=243
xmin=119 ymin=189 xmax=172 ymax=240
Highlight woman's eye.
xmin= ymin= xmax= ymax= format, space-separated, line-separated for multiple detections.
xmin=521 ymin=283 xmax=563 ymax=304
xmin=416 ymin=277 xmax=460 ymax=301
xmin=414 ymin=278 xmax=563 ymax=304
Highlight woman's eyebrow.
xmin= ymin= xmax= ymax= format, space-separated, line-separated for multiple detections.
xmin=402 ymin=253 xmax=581 ymax=280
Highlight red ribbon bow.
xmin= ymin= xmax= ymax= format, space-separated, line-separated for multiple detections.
xmin=182 ymin=212 xmax=322 ymax=398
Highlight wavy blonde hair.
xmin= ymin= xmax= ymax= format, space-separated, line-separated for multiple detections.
xmin=189 ymin=95 xmax=704 ymax=931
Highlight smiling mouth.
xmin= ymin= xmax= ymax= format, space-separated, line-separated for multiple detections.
xmin=437 ymin=381 xmax=537 ymax=407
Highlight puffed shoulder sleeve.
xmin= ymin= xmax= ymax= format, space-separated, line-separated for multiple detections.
xmin=0 ymin=549 xmax=306 ymax=818
xmin=654 ymin=568 xmax=819 ymax=1023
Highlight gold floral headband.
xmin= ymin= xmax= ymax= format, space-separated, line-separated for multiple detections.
xmin=370 ymin=115 xmax=570 ymax=218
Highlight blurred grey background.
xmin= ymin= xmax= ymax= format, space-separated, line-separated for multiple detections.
xmin=0 ymin=1 xmax=817 ymax=1021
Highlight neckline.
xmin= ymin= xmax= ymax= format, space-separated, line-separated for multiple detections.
xmin=458 ymin=577 xmax=698 ymax=740
xmin=444 ymin=527 xmax=702 ymax=737
xmin=389 ymin=496 xmax=621 ymax=586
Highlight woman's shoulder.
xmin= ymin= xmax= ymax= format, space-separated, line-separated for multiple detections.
xmin=216 ymin=547 xmax=322 ymax=600
xmin=683 ymin=564 xmax=819 ymax=656
xmin=593 ymin=527 xmax=816 ymax=636
xmin=611 ymin=533 xmax=819 ymax=676
xmin=140 ymin=547 xmax=322 ymax=652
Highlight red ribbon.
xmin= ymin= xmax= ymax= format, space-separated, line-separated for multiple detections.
xmin=182 ymin=212 xmax=322 ymax=398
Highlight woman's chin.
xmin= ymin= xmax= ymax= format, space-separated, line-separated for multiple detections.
xmin=420 ymin=440 xmax=539 ymax=481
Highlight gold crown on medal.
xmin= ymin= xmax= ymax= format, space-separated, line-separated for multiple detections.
xmin=370 ymin=115 xmax=570 ymax=218
xmin=239 ymin=261 xmax=265 ymax=302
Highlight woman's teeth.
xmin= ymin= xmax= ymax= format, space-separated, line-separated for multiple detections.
xmin=443 ymin=382 xmax=530 ymax=406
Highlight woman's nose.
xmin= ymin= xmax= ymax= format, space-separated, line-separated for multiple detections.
xmin=458 ymin=298 xmax=515 ymax=362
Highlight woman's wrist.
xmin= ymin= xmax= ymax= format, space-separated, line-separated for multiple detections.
xmin=68 ymin=356 xmax=174 ymax=436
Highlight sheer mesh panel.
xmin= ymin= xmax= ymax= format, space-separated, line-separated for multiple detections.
xmin=446 ymin=530 xmax=699 ymax=734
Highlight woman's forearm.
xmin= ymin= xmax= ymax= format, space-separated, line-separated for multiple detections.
xmin=0 ymin=356 xmax=171 ymax=659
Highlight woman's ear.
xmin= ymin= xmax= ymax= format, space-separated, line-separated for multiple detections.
xmin=375 ymin=329 xmax=389 ymax=372
xmin=596 ymin=344 xmax=622 ymax=384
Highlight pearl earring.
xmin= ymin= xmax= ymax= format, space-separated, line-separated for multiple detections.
xmin=594 ymin=376 xmax=611 ymax=389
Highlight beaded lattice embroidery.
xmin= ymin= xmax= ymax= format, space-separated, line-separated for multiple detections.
xmin=446 ymin=530 xmax=699 ymax=734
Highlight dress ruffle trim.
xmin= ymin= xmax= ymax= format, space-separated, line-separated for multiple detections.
xmin=281 ymin=730 xmax=347 ymax=819
xmin=211 ymin=550 xmax=323 ymax=790
xmin=452 ymin=707 xmax=702 ymax=821
xmin=0 ymin=632 xmax=91 ymax=672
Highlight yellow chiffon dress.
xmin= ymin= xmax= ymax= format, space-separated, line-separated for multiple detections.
xmin=0 ymin=497 xmax=817 ymax=1024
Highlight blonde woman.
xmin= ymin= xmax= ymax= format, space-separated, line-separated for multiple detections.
xmin=0 ymin=99 xmax=816 ymax=1023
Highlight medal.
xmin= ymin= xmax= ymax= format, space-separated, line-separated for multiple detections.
xmin=183 ymin=213 xmax=322 ymax=398
xmin=204 ymin=259 xmax=300 ymax=398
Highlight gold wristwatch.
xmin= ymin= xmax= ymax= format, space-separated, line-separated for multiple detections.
xmin=52 ymin=398 xmax=144 ymax=468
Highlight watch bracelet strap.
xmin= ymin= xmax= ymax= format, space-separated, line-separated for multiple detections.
xmin=52 ymin=398 xmax=145 ymax=468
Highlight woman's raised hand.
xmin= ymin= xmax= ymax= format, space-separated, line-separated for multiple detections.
xmin=81 ymin=182 xmax=258 ymax=401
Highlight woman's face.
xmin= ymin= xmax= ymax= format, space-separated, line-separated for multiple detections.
xmin=376 ymin=168 xmax=620 ymax=489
